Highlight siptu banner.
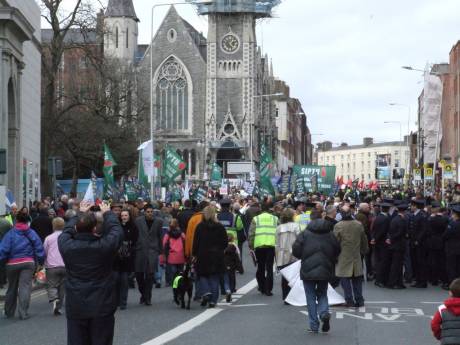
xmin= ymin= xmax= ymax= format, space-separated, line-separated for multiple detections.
xmin=163 ymin=146 xmax=186 ymax=186
xmin=292 ymin=165 xmax=336 ymax=195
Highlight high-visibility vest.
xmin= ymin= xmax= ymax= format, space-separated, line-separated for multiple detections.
xmin=5 ymin=214 xmax=13 ymax=226
xmin=218 ymin=212 xmax=238 ymax=246
xmin=253 ymin=213 xmax=277 ymax=249
xmin=295 ymin=211 xmax=311 ymax=231
xmin=173 ymin=275 xmax=183 ymax=289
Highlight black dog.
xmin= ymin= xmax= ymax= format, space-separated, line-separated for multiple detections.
xmin=173 ymin=264 xmax=194 ymax=310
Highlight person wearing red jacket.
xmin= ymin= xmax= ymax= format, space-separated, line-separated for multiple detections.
xmin=431 ymin=278 xmax=460 ymax=343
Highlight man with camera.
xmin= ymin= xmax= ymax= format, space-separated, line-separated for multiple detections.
xmin=58 ymin=201 xmax=123 ymax=345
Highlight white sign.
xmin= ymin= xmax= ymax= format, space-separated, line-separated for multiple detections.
xmin=227 ymin=162 xmax=254 ymax=174
xmin=219 ymin=186 xmax=228 ymax=195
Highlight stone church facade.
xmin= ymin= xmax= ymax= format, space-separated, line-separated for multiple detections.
xmin=103 ymin=0 xmax=287 ymax=179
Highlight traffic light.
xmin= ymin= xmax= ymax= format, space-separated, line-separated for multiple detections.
xmin=392 ymin=169 xmax=398 ymax=179
xmin=375 ymin=168 xmax=378 ymax=179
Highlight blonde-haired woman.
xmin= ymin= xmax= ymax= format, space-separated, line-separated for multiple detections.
xmin=192 ymin=206 xmax=228 ymax=308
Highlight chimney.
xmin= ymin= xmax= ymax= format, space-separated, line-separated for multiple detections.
xmin=363 ymin=137 xmax=373 ymax=146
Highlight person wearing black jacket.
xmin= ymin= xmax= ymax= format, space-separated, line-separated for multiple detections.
xmin=114 ymin=209 xmax=138 ymax=310
xmin=371 ymin=203 xmax=391 ymax=287
xmin=443 ymin=205 xmax=460 ymax=286
xmin=292 ymin=218 xmax=340 ymax=334
xmin=408 ymin=199 xmax=429 ymax=288
xmin=58 ymin=201 xmax=123 ymax=345
xmin=427 ymin=202 xmax=449 ymax=286
xmin=30 ymin=205 xmax=53 ymax=243
xmin=177 ymin=200 xmax=195 ymax=233
xmin=387 ymin=203 xmax=408 ymax=289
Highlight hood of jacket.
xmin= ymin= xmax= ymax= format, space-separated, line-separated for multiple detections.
xmin=444 ymin=297 xmax=460 ymax=316
xmin=307 ymin=219 xmax=333 ymax=234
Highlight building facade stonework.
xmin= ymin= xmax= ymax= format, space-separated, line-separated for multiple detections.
xmin=316 ymin=138 xmax=410 ymax=184
xmin=0 ymin=0 xmax=41 ymax=206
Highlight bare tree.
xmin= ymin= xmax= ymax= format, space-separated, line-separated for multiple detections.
xmin=41 ymin=1 xmax=147 ymax=196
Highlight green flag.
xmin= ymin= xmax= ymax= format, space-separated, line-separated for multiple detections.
xmin=210 ymin=163 xmax=222 ymax=188
xmin=138 ymin=151 xmax=148 ymax=187
xmin=259 ymin=176 xmax=275 ymax=198
xmin=259 ymin=143 xmax=273 ymax=179
xmin=103 ymin=144 xmax=117 ymax=198
xmin=163 ymin=146 xmax=186 ymax=185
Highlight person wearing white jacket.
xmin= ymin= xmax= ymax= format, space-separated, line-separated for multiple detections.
xmin=275 ymin=208 xmax=302 ymax=301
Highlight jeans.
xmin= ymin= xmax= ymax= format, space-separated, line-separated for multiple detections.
xmin=222 ymin=271 xmax=235 ymax=294
xmin=340 ymin=277 xmax=364 ymax=305
xmin=303 ymin=280 xmax=329 ymax=331
xmin=116 ymin=272 xmax=129 ymax=308
xmin=166 ymin=264 xmax=184 ymax=286
xmin=155 ymin=262 xmax=164 ymax=285
xmin=199 ymin=274 xmax=220 ymax=304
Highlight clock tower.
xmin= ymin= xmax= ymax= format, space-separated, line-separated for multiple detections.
xmin=189 ymin=0 xmax=280 ymax=170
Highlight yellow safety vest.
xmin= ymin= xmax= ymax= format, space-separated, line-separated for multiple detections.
xmin=254 ymin=213 xmax=277 ymax=249
xmin=5 ymin=214 xmax=13 ymax=225
xmin=295 ymin=211 xmax=311 ymax=231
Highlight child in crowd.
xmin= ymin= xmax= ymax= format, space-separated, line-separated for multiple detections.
xmin=223 ymin=233 xmax=243 ymax=302
xmin=162 ymin=219 xmax=186 ymax=286
xmin=431 ymin=278 xmax=460 ymax=342
xmin=43 ymin=217 xmax=66 ymax=316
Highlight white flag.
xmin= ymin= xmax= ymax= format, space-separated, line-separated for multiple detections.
xmin=137 ymin=140 xmax=154 ymax=177
xmin=82 ymin=180 xmax=95 ymax=204
xmin=182 ymin=180 xmax=190 ymax=201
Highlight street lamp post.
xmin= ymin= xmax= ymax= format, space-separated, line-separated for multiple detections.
xmin=150 ymin=1 xmax=213 ymax=200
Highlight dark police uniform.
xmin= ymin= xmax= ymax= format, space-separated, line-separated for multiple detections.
xmin=408 ymin=200 xmax=429 ymax=288
xmin=387 ymin=208 xmax=408 ymax=288
xmin=372 ymin=206 xmax=391 ymax=287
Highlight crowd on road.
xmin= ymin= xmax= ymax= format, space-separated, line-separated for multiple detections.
xmin=1 ymin=186 xmax=460 ymax=344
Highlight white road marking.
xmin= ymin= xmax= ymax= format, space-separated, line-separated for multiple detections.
xmin=229 ymin=303 xmax=268 ymax=308
xmin=142 ymin=278 xmax=258 ymax=345
xmin=365 ymin=301 xmax=396 ymax=304
xmin=421 ymin=302 xmax=443 ymax=304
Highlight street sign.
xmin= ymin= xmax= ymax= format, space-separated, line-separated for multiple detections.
xmin=424 ymin=167 xmax=434 ymax=181
xmin=440 ymin=159 xmax=446 ymax=167
xmin=414 ymin=168 xmax=422 ymax=181
xmin=227 ymin=162 xmax=254 ymax=174
xmin=443 ymin=164 xmax=454 ymax=179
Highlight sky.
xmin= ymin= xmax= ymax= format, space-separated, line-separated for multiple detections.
xmin=41 ymin=0 xmax=460 ymax=146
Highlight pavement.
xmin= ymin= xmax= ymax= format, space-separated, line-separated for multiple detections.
xmin=0 ymin=255 xmax=447 ymax=345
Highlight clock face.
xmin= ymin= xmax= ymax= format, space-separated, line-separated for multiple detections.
xmin=221 ymin=34 xmax=239 ymax=53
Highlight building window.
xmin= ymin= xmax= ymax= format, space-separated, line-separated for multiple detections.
xmin=368 ymin=152 xmax=371 ymax=157
xmin=155 ymin=56 xmax=190 ymax=131
xmin=115 ymin=27 xmax=119 ymax=48
xmin=341 ymin=155 xmax=344 ymax=160
xmin=126 ymin=27 xmax=129 ymax=48
xmin=395 ymin=151 xmax=399 ymax=156
xmin=395 ymin=159 xmax=400 ymax=168
xmin=368 ymin=173 xmax=371 ymax=179
xmin=167 ymin=28 xmax=177 ymax=43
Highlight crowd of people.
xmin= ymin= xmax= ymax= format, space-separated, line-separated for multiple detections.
xmin=0 ymin=185 xmax=460 ymax=343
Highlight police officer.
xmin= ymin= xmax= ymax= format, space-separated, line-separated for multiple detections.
xmin=387 ymin=203 xmax=408 ymax=289
xmin=443 ymin=204 xmax=460 ymax=286
xmin=427 ymin=201 xmax=449 ymax=286
xmin=408 ymin=199 xmax=429 ymax=288
xmin=248 ymin=202 xmax=279 ymax=296
xmin=371 ymin=202 xmax=391 ymax=288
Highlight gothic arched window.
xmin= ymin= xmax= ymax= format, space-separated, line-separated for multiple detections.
xmin=155 ymin=57 xmax=191 ymax=132
xmin=115 ymin=27 xmax=119 ymax=48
